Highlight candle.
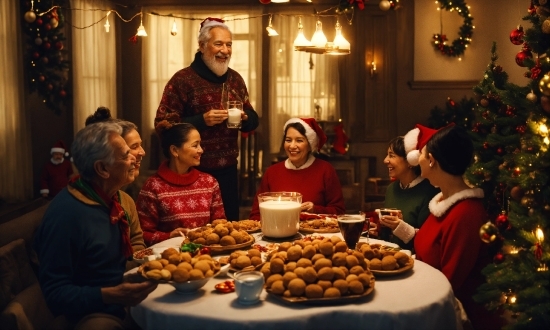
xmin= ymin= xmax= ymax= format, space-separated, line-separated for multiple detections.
xmin=259 ymin=200 xmax=301 ymax=237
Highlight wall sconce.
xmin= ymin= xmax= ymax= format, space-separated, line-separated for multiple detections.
xmin=370 ymin=61 xmax=377 ymax=78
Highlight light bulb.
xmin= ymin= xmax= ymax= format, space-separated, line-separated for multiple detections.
xmin=104 ymin=11 xmax=111 ymax=33
xmin=266 ymin=15 xmax=278 ymax=36
xmin=136 ymin=14 xmax=147 ymax=37
xmin=310 ymin=19 xmax=327 ymax=48
xmin=171 ymin=20 xmax=178 ymax=36
xmin=330 ymin=20 xmax=350 ymax=54
xmin=293 ymin=18 xmax=311 ymax=48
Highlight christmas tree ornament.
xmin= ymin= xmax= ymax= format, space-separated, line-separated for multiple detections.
xmin=50 ymin=17 xmax=59 ymax=29
xmin=494 ymin=252 xmax=504 ymax=264
xmin=510 ymin=186 xmax=524 ymax=201
xmin=516 ymin=48 xmax=532 ymax=67
xmin=34 ymin=37 xmax=43 ymax=46
xmin=259 ymin=0 xmax=271 ymax=3
xmin=543 ymin=19 xmax=550 ymax=34
xmin=520 ymin=194 xmax=535 ymax=207
xmin=40 ymin=57 xmax=49 ymax=64
xmin=541 ymin=95 xmax=550 ymax=112
xmin=59 ymin=90 xmax=67 ymax=97
xmin=539 ymin=74 xmax=550 ymax=95
xmin=509 ymin=25 xmax=524 ymax=45
xmin=38 ymin=75 xmax=45 ymax=82
xmin=36 ymin=18 xmax=43 ymax=26
xmin=32 ymin=52 xmax=40 ymax=59
xmin=526 ymin=91 xmax=538 ymax=103
xmin=24 ymin=11 xmax=36 ymax=23
xmin=55 ymin=42 xmax=64 ymax=50
xmin=43 ymin=42 xmax=51 ymax=50
xmin=480 ymin=98 xmax=489 ymax=107
xmin=496 ymin=211 xmax=509 ymax=229
xmin=379 ymin=0 xmax=391 ymax=11
xmin=480 ymin=221 xmax=499 ymax=243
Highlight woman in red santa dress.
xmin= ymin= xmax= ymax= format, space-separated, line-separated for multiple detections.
xmin=249 ymin=117 xmax=345 ymax=220
xmin=137 ymin=121 xmax=226 ymax=246
xmin=399 ymin=124 xmax=502 ymax=329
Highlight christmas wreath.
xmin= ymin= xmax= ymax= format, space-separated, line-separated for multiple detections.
xmin=432 ymin=0 xmax=474 ymax=58
xmin=21 ymin=0 xmax=70 ymax=114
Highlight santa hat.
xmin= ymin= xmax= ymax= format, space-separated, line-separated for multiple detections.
xmin=51 ymin=140 xmax=69 ymax=156
xmin=283 ymin=118 xmax=327 ymax=152
xmin=199 ymin=17 xmax=229 ymax=34
xmin=404 ymin=123 xmax=455 ymax=166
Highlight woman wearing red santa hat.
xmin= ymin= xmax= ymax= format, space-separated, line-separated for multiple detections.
xmin=392 ymin=124 xmax=501 ymax=329
xmin=249 ymin=117 xmax=345 ymax=220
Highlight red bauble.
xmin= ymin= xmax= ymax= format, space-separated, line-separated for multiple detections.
xmin=40 ymin=56 xmax=49 ymax=64
xmin=483 ymin=142 xmax=490 ymax=149
xmin=36 ymin=18 xmax=43 ymax=25
xmin=510 ymin=26 xmax=524 ymax=45
xmin=495 ymin=212 xmax=509 ymax=229
xmin=516 ymin=49 xmax=532 ymax=67
xmin=44 ymin=23 xmax=51 ymax=31
xmin=55 ymin=42 xmax=64 ymax=50
xmin=43 ymin=42 xmax=51 ymax=50
xmin=259 ymin=0 xmax=271 ymax=3
xmin=497 ymin=147 xmax=504 ymax=155
xmin=38 ymin=75 xmax=45 ymax=82
xmin=32 ymin=52 xmax=40 ymax=59
xmin=59 ymin=90 xmax=67 ymax=97
xmin=47 ymin=84 xmax=53 ymax=91
xmin=493 ymin=252 xmax=504 ymax=264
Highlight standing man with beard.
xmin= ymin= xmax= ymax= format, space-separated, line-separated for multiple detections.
xmin=154 ymin=17 xmax=259 ymax=221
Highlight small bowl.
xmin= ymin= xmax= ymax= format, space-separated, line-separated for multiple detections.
xmin=170 ymin=277 xmax=211 ymax=294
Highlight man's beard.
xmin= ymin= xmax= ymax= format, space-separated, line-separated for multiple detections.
xmin=50 ymin=157 xmax=64 ymax=165
xmin=203 ymin=53 xmax=230 ymax=76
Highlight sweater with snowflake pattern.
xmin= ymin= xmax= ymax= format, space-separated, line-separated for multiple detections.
xmin=137 ymin=161 xmax=226 ymax=246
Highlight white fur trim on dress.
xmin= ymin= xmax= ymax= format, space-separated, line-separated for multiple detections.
xmin=429 ymin=188 xmax=484 ymax=217
xmin=285 ymin=154 xmax=315 ymax=170
xmin=283 ymin=118 xmax=319 ymax=152
xmin=393 ymin=220 xmax=417 ymax=244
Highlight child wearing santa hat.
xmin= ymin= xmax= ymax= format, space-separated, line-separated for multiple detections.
xmin=249 ymin=117 xmax=345 ymax=220
xmin=39 ymin=140 xmax=74 ymax=198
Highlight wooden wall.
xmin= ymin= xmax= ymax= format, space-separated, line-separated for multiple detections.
xmin=22 ymin=0 xmax=524 ymax=196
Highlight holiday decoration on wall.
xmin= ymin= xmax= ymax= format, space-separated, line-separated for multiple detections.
xmin=21 ymin=0 xmax=70 ymax=114
xmin=461 ymin=1 xmax=550 ymax=326
xmin=431 ymin=0 xmax=474 ymax=58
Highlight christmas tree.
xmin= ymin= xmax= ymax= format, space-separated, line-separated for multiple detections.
xmin=465 ymin=2 xmax=550 ymax=328
xmin=427 ymin=96 xmax=476 ymax=130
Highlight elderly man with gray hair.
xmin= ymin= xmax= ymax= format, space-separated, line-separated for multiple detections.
xmin=154 ymin=17 xmax=259 ymax=220
xmin=34 ymin=122 xmax=157 ymax=329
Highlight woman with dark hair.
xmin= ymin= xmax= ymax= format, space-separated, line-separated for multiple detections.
xmin=85 ymin=107 xmax=146 ymax=177
xmin=403 ymin=124 xmax=500 ymax=329
xmin=137 ymin=121 xmax=226 ymax=246
xmin=249 ymin=117 xmax=345 ymax=220
xmin=377 ymin=136 xmax=439 ymax=250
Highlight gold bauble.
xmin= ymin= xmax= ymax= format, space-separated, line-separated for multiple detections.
xmin=479 ymin=221 xmax=499 ymax=243
xmin=539 ymin=75 xmax=550 ymax=96
xmin=379 ymin=0 xmax=391 ymax=11
xmin=50 ymin=18 xmax=59 ymax=29
xmin=527 ymin=91 xmax=538 ymax=103
xmin=24 ymin=11 xmax=36 ymax=23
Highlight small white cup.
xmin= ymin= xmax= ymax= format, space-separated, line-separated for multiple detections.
xmin=226 ymin=101 xmax=242 ymax=129
xmin=234 ymin=271 xmax=264 ymax=305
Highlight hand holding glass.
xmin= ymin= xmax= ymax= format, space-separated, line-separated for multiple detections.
xmin=226 ymin=100 xmax=243 ymax=129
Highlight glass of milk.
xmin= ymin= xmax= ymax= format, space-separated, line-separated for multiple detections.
xmin=258 ymin=192 xmax=302 ymax=238
xmin=226 ymin=100 xmax=243 ymax=129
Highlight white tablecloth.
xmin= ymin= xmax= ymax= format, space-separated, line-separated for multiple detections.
xmin=130 ymin=235 xmax=460 ymax=330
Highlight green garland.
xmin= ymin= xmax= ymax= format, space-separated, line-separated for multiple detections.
xmin=20 ymin=0 xmax=70 ymax=114
xmin=432 ymin=0 xmax=474 ymax=58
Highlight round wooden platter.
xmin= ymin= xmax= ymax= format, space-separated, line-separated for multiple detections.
xmin=202 ymin=235 xmax=256 ymax=254
xmin=370 ymin=258 xmax=414 ymax=277
xmin=266 ymin=277 xmax=375 ymax=305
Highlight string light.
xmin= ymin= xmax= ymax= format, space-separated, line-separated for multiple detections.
xmin=136 ymin=10 xmax=147 ymax=37
xmin=266 ymin=14 xmax=279 ymax=36
xmin=535 ymin=226 xmax=544 ymax=242
xmin=171 ymin=19 xmax=178 ymax=36
xmin=104 ymin=11 xmax=111 ymax=33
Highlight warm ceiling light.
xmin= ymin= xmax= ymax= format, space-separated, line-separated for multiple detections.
xmin=271 ymin=0 xmax=290 ymax=3
xmin=310 ymin=19 xmax=327 ymax=48
xmin=293 ymin=17 xmax=311 ymax=48
xmin=328 ymin=20 xmax=350 ymax=55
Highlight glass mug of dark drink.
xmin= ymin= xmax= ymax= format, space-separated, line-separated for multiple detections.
xmin=377 ymin=208 xmax=401 ymax=241
xmin=337 ymin=214 xmax=366 ymax=250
